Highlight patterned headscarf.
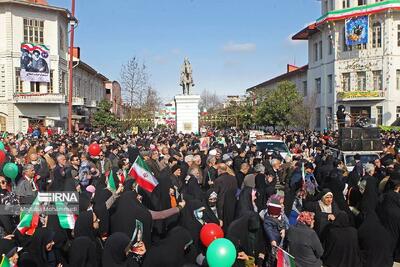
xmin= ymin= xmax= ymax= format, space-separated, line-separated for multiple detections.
xmin=297 ymin=211 xmax=315 ymax=226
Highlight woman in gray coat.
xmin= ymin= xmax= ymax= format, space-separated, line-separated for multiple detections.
xmin=287 ymin=211 xmax=323 ymax=267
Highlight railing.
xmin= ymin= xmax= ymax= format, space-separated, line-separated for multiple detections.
xmin=337 ymin=90 xmax=385 ymax=101
xmin=14 ymin=93 xmax=66 ymax=104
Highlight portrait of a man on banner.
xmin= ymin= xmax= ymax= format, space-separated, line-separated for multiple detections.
xmin=345 ymin=16 xmax=369 ymax=46
xmin=20 ymin=42 xmax=50 ymax=82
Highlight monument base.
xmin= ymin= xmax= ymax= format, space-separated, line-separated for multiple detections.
xmin=175 ymin=94 xmax=200 ymax=134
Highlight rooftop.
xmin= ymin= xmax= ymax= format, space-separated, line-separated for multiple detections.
xmin=246 ymin=64 xmax=308 ymax=93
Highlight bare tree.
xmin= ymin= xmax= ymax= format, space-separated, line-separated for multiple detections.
xmin=143 ymin=86 xmax=161 ymax=114
xmin=120 ymin=57 xmax=148 ymax=107
xmin=289 ymin=94 xmax=317 ymax=130
xmin=200 ymin=89 xmax=222 ymax=112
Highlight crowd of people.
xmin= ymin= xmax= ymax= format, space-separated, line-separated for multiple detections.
xmin=0 ymin=128 xmax=398 ymax=267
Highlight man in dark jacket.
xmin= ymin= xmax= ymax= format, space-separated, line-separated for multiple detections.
xmin=50 ymin=154 xmax=67 ymax=191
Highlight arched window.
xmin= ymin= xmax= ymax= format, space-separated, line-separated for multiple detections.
xmin=372 ymin=22 xmax=382 ymax=48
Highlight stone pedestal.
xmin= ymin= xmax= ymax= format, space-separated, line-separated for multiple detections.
xmin=175 ymin=94 xmax=200 ymax=134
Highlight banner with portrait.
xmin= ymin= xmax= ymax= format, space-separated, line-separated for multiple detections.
xmin=345 ymin=16 xmax=369 ymax=46
xmin=20 ymin=42 xmax=50 ymax=82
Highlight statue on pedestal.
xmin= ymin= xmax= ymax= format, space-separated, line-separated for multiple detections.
xmin=180 ymin=57 xmax=194 ymax=95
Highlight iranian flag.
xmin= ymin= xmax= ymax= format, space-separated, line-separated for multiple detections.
xmin=106 ymin=170 xmax=117 ymax=192
xmin=276 ymin=247 xmax=295 ymax=267
xmin=17 ymin=197 xmax=40 ymax=235
xmin=55 ymin=201 xmax=76 ymax=229
xmin=128 ymin=156 xmax=158 ymax=192
xmin=0 ymin=255 xmax=10 ymax=267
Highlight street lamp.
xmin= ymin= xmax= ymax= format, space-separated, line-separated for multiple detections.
xmin=67 ymin=0 xmax=76 ymax=134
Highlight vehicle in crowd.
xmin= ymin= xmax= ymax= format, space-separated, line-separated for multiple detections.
xmin=326 ymin=146 xmax=381 ymax=172
xmin=255 ymin=136 xmax=291 ymax=159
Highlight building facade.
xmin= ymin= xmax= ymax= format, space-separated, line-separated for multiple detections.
xmin=248 ymin=0 xmax=400 ymax=130
xmin=0 ymin=0 xmax=71 ymax=132
xmin=72 ymin=59 xmax=108 ymax=127
xmin=293 ymin=0 xmax=400 ymax=129
xmin=105 ymin=80 xmax=123 ymax=118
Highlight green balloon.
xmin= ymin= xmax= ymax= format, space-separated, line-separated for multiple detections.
xmin=3 ymin=163 xmax=18 ymax=181
xmin=0 ymin=142 xmax=4 ymax=151
xmin=206 ymin=238 xmax=236 ymax=267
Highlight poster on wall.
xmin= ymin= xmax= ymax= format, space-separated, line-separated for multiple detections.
xmin=345 ymin=16 xmax=369 ymax=46
xmin=20 ymin=42 xmax=50 ymax=82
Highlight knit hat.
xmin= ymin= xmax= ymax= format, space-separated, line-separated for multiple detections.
xmin=171 ymin=165 xmax=181 ymax=174
xmin=267 ymin=195 xmax=282 ymax=216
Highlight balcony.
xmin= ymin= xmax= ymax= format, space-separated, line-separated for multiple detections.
xmin=14 ymin=93 xmax=66 ymax=104
xmin=72 ymin=97 xmax=85 ymax=106
xmin=337 ymin=90 xmax=386 ymax=102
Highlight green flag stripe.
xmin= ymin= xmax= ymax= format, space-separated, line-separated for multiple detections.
xmin=136 ymin=156 xmax=152 ymax=174
xmin=19 ymin=197 xmax=39 ymax=227
xmin=108 ymin=170 xmax=116 ymax=191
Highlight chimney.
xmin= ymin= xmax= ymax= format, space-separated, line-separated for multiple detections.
xmin=70 ymin=47 xmax=80 ymax=60
xmin=26 ymin=0 xmax=48 ymax=5
xmin=287 ymin=64 xmax=299 ymax=73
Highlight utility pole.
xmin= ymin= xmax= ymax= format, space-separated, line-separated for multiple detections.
xmin=67 ymin=0 xmax=76 ymax=134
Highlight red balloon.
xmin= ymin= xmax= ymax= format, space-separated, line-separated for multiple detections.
xmin=88 ymin=143 xmax=101 ymax=157
xmin=200 ymin=223 xmax=224 ymax=247
xmin=0 ymin=150 xmax=5 ymax=164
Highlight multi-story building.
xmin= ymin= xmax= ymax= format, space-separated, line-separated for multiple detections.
xmin=105 ymin=80 xmax=123 ymax=118
xmin=293 ymin=0 xmax=400 ymax=129
xmin=0 ymin=0 xmax=72 ymax=132
xmin=248 ymin=0 xmax=400 ymax=130
xmin=72 ymin=60 xmax=108 ymax=127
xmin=0 ymin=0 xmax=116 ymax=133
xmin=246 ymin=64 xmax=308 ymax=99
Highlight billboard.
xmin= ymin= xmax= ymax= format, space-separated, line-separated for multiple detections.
xmin=20 ymin=42 xmax=50 ymax=82
xmin=345 ymin=16 xmax=369 ymax=46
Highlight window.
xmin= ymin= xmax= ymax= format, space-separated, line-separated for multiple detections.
xmin=396 ymin=106 xmax=400 ymax=118
xmin=342 ymin=73 xmax=351 ymax=91
xmin=59 ymin=27 xmax=65 ymax=51
xmin=30 ymin=82 xmax=40 ymax=93
xmin=372 ymin=22 xmax=382 ymax=48
xmin=376 ymin=106 xmax=383 ymax=125
xmin=319 ymin=40 xmax=323 ymax=60
xmin=328 ymin=35 xmax=333 ymax=55
xmin=327 ymin=74 xmax=333 ymax=93
xmin=60 ymin=71 xmax=66 ymax=94
xmin=373 ymin=70 xmax=383 ymax=90
xmin=314 ymin=43 xmax=318 ymax=61
xmin=357 ymin=72 xmax=366 ymax=91
xmin=106 ymin=88 xmax=111 ymax=94
xmin=342 ymin=0 xmax=350 ymax=8
xmin=398 ymin=25 xmax=400 ymax=46
xmin=48 ymin=70 xmax=53 ymax=93
xmin=397 ymin=70 xmax=400 ymax=90
xmin=327 ymin=107 xmax=333 ymax=118
xmin=358 ymin=0 xmax=366 ymax=5
xmin=315 ymin=108 xmax=321 ymax=128
xmin=315 ymin=78 xmax=321 ymax=94
xmin=15 ymin=68 xmax=23 ymax=93
xmin=303 ymin=81 xmax=307 ymax=96
xmin=23 ymin=18 xmax=44 ymax=44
